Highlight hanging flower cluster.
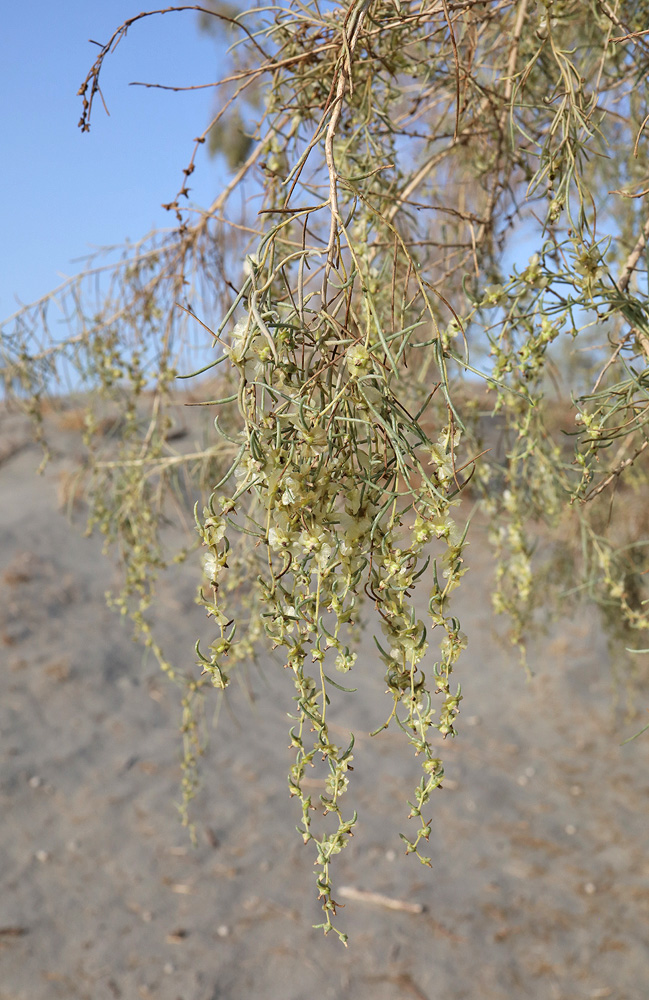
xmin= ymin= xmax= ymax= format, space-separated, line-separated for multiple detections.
xmin=193 ymin=232 xmax=468 ymax=938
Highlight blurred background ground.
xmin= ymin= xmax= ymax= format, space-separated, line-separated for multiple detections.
xmin=1 ymin=403 xmax=649 ymax=1000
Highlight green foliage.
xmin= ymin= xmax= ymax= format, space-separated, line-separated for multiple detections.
xmin=3 ymin=0 xmax=649 ymax=940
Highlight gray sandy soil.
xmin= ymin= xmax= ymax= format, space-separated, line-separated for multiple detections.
xmin=1 ymin=405 xmax=648 ymax=1000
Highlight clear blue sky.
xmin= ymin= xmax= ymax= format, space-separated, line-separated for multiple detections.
xmin=1 ymin=2 xmax=227 ymax=319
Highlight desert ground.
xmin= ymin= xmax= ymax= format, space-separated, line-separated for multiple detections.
xmin=1 ymin=402 xmax=648 ymax=1000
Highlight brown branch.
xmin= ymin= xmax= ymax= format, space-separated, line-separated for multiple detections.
xmin=129 ymin=37 xmax=341 ymax=93
xmin=582 ymin=439 xmax=649 ymax=503
xmin=77 ymin=6 xmax=271 ymax=133
xmin=440 ymin=0 xmax=461 ymax=140
xmin=323 ymin=0 xmax=372 ymax=283
xmin=617 ymin=214 xmax=649 ymax=293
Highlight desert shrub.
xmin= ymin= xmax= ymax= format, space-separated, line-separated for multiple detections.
xmin=3 ymin=0 xmax=649 ymax=941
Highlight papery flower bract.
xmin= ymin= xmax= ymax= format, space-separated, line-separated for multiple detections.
xmin=202 ymin=551 xmax=218 ymax=580
xmin=335 ymin=650 xmax=357 ymax=673
xmin=345 ymin=343 xmax=372 ymax=377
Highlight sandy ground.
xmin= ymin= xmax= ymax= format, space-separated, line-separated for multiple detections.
xmin=1 ymin=404 xmax=649 ymax=1000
